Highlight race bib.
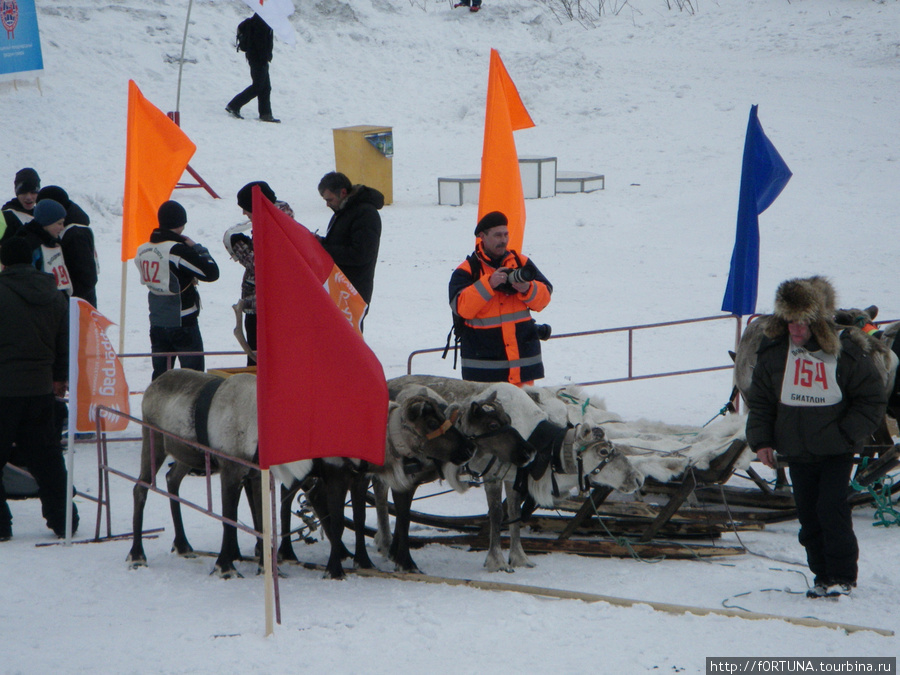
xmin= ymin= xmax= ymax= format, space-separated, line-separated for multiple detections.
xmin=780 ymin=345 xmax=842 ymax=407
xmin=135 ymin=241 xmax=178 ymax=295
xmin=42 ymin=245 xmax=73 ymax=296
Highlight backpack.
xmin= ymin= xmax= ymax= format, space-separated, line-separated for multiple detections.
xmin=442 ymin=251 xmax=531 ymax=368
xmin=235 ymin=17 xmax=253 ymax=52
xmin=442 ymin=253 xmax=481 ymax=368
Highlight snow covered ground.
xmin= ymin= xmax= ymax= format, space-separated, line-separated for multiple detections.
xmin=3 ymin=0 xmax=900 ymax=672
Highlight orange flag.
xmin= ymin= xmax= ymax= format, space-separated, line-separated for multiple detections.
xmin=478 ymin=49 xmax=535 ymax=253
xmin=120 ymin=80 xmax=196 ymax=261
xmin=253 ymin=189 xmax=387 ymax=468
xmin=68 ymin=298 xmax=130 ymax=432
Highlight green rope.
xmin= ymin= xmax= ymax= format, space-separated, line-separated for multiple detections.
xmin=850 ymin=459 xmax=900 ymax=527
xmin=557 ymin=392 xmax=591 ymax=416
xmin=582 ymin=495 xmax=665 ymax=564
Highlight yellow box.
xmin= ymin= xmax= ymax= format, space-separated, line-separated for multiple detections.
xmin=332 ymin=125 xmax=393 ymax=205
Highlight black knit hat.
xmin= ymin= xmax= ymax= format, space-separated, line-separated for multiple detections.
xmin=474 ymin=211 xmax=508 ymax=236
xmin=38 ymin=185 xmax=71 ymax=208
xmin=157 ymin=200 xmax=187 ymax=230
xmin=0 ymin=237 xmax=33 ymax=266
xmin=237 ymin=181 xmax=276 ymax=213
xmin=14 ymin=167 xmax=40 ymax=195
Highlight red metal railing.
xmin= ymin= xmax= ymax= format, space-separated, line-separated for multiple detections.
xmin=91 ymin=404 xmax=282 ymax=624
xmin=408 ymin=314 xmax=745 ymax=386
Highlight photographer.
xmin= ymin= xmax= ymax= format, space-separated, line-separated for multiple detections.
xmin=449 ymin=211 xmax=552 ymax=385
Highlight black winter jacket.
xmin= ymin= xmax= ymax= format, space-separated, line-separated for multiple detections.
xmin=15 ymin=220 xmax=63 ymax=275
xmin=60 ymin=222 xmax=98 ymax=306
xmin=746 ymin=332 xmax=887 ymax=462
xmin=59 ymin=199 xmax=97 ymax=304
xmin=144 ymin=229 xmax=219 ymax=327
xmin=0 ymin=264 xmax=68 ymax=396
xmin=320 ymin=185 xmax=383 ymax=305
xmin=242 ymin=14 xmax=274 ymax=64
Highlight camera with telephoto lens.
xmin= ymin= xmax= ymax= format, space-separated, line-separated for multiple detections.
xmin=506 ymin=266 xmax=535 ymax=285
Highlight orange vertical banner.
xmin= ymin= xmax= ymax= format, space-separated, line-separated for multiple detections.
xmin=477 ymin=49 xmax=535 ymax=253
xmin=69 ymin=298 xmax=130 ymax=432
xmin=120 ymin=80 xmax=196 ymax=262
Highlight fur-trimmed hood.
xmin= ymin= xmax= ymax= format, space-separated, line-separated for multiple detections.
xmin=764 ymin=275 xmax=840 ymax=355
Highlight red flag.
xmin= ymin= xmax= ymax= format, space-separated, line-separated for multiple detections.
xmin=121 ymin=80 xmax=196 ymax=261
xmin=478 ymin=49 xmax=535 ymax=253
xmin=253 ymin=189 xmax=387 ymax=468
xmin=68 ymin=298 xmax=130 ymax=432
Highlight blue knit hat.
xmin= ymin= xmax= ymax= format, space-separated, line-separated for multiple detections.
xmin=32 ymin=199 xmax=67 ymax=227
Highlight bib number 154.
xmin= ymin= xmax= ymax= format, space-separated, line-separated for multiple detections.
xmin=793 ymin=358 xmax=829 ymax=390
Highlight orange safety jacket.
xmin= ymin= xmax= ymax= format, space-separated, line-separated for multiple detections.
xmin=449 ymin=242 xmax=552 ymax=383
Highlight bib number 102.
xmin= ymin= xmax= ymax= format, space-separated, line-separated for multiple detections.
xmin=793 ymin=358 xmax=828 ymax=389
xmin=140 ymin=259 xmax=161 ymax=284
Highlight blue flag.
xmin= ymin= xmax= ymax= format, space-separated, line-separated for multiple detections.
xmin=721 ymin=105 xmax=792 ymax=316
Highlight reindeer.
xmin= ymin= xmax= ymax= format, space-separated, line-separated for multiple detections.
xmin=127 ymin=370 xmax=274 ymax=578
xmin=273 ymin=385 xmax=488 ymax=579
xmin=371 ymin=384 xmax=535 ymax=573
xmin=388 ymin=375 xmax=643 ymax=572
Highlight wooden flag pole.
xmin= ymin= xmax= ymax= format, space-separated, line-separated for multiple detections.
xmin=118 ymin=261 xmax=128 ymax=355
xmin=262 ymin=468 xmax=275 ymax=636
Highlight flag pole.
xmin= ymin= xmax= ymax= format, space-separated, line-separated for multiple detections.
xmin=65 ymin=297 xmax=78 ymax=545
xmin=262 ymin=467 xmax=275 ymax=636
xmin=175 ymin=0 xmax=193 ymax=116
xmin=118 ymin=261 xmax=128 ymax=354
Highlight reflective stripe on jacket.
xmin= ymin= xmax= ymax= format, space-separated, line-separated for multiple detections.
xmin=449 ymin=244 xmax=551 ymax=384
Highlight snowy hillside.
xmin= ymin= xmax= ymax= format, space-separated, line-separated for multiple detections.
xmin=3 ymin=0 xmax=900 ymax=672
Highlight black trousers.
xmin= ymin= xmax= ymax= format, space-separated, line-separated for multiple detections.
xmin=789 ymin=455 xmax=859 ymax=585
xmin=0 ymin=394 xmax=72 ymax=535
xmin=227 ymin=58 xmax=272 ymax=117
xmin=150 ymin=324 xmax=205 ymax=381
xmin=245 ymin=313 xmax=257 ymax=367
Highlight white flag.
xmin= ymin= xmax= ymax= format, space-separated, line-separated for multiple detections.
xmin=240 ymin=0 xmax=297 ymax=46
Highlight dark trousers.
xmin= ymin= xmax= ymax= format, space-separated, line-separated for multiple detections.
xmin=789 ymin=455 xmax=859 ymax=585
xmin=245 ymin=313 xmax=257 ymax=366
xmin=227 ymin=59 xmax=272 ymax=117
xmin=150 ymin=324 xmax=205 ymax=381
xmin=0 ymin=394 xmax=73 ymax=535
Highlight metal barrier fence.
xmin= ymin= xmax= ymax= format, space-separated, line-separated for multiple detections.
xmin=91 ymin=404 xmax=283 ymax=624
xmin=408 ymin=314 xmax=746 ymax=386
xmin=117 ymin=350 xmax=248 ymax=395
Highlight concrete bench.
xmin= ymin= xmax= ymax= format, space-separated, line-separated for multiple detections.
xmin=438 ymin=174 xmax=481 ymax=206
xmin=556 ymin=171 xmax=605 ymax=193
xmin=438 ymin=156 xmax=558 ymax=206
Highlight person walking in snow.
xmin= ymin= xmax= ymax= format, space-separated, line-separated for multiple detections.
xmin=745 ymin=276 xmax=886 ymax=599
xmin=226 ymin=13 xmax=280 ymax=123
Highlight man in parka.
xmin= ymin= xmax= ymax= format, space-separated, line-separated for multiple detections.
xmin=746 ymin=276 xmax=886 ymax=598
